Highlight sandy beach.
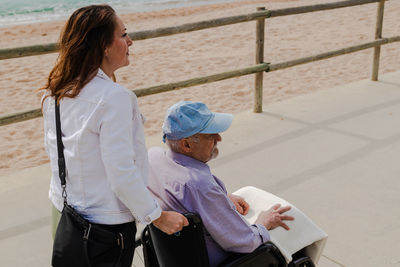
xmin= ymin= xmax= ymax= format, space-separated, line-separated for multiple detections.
xmin=0 ymin=0 xmax=399 ymax=176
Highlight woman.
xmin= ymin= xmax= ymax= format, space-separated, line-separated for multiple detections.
xmin=41 ymin=5 xmax=188 ymax=266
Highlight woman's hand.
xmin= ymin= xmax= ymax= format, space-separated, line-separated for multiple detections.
xmin=152 ymin=211 xmax=189 ymax=235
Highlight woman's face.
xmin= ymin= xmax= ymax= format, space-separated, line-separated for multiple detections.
xmin=102 ymin=16 xmax=133 ymax=75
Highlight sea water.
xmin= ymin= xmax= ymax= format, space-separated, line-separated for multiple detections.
xmin=0 ymin=0 xmax=238 ymax=28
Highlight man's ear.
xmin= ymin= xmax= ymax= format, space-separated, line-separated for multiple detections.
xmin=179 ymin=139 xmax=191 ymax=153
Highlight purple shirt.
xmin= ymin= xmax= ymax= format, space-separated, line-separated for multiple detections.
xmin=147 ymin=147 xmax=270 ymax=266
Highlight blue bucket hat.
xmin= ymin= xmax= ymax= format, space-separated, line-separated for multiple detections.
xmin=162 ymin=101 xmax=233 ymax=142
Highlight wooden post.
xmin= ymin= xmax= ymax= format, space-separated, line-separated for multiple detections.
xmin=371 ymin=0 xmax=385 ymax=81
xmin=254 ymin=7 xmax=265 ymax=113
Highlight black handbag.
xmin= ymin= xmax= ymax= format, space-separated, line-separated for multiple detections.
xmin=51 ymin=98 xmax=125 ymax=267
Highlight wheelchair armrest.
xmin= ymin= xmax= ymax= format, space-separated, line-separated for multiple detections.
xmin=288 ymin=256 xmax=315 ymax=267
xmin=219 ymin=242 xmax=286 ymax=267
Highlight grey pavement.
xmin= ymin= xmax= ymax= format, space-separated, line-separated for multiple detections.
xmin=1 ymin=70 xmax=400 ymax=266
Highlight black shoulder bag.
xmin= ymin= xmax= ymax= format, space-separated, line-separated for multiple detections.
xmin=51 ymin=98 xmax=125 ymax=267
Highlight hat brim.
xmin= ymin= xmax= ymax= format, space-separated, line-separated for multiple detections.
xmin=199 ymin=113 xmax=233 ymax=134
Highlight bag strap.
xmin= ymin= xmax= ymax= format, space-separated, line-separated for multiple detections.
xmin=55 ymin=97 xmax=67 ymax=203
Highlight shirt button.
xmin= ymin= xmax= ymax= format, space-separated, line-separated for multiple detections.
xmin=145 ymin=215 xmax=151 ymax=223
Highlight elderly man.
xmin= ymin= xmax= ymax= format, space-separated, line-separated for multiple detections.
xmin=147 ymin=101 xmax=294 ymax=266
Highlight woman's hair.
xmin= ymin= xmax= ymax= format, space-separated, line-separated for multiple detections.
xmin=42 ymin=4 xmax=116 ymax=104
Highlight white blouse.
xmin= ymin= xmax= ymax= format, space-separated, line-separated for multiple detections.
xmin=43 ymin=68 xmax=161 ymax=225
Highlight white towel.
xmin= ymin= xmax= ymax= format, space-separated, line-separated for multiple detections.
xmin=233 ymin=186 xmax=328 ymax=264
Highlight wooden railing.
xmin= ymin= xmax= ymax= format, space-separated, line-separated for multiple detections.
xmin=0 ymin=0 xmax=398 ymax=126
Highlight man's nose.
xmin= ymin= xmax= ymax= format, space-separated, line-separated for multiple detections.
xmin=214 ymin=134 xmax=222 ymax=142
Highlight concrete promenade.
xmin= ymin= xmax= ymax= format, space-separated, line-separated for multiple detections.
xmin=1 ymin=70 xmax=400 ymax=266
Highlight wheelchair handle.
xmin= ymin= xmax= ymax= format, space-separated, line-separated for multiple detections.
xmin=184 ymin=212 xmax=202 ymax=225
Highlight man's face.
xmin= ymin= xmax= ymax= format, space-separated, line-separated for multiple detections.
xmin=187 ymin=133 xmax=222 ymax=163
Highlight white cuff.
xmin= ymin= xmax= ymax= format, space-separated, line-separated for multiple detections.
xmin=141 ymin=201 xmax=162 ymax=225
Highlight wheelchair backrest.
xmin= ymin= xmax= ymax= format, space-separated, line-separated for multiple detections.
xmin=147 ymin=213 xmax=210 ymax=267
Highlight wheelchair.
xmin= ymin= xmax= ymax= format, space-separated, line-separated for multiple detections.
xmin=135 ymin=213 xmax=315 ymax=267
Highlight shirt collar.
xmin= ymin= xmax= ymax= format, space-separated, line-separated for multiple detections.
xmin=96 ymin=68 xmax=112 ymax=81
xmin=166 ymin=149 xmax=210 ymax=172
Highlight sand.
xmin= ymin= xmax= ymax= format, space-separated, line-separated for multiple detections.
xmin=0 ymin=0 xmax=399 ymax=176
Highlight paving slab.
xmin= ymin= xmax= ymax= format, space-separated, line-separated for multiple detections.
xmin=1 ymin=70 xmax=400 ymax=266
xmin=0 ymin=164 xmax=52 ymax=266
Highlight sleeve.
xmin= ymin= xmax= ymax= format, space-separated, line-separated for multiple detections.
xmin=99 ymin=89 xmax=161 ymax=224
xmin=184 ymin=183 xmax=270 ymax=253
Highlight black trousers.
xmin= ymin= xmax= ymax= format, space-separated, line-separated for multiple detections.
xmin=89 ymin=221 xmax=137 ymax=267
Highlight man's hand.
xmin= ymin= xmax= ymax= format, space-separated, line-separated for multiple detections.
xmin=152 ymin=211 xmax=189 ymax=235
xmin=255 ymin=203 xmax=294 ymax=231
xmin=228 ymin=194 xmax=250 ymax=215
